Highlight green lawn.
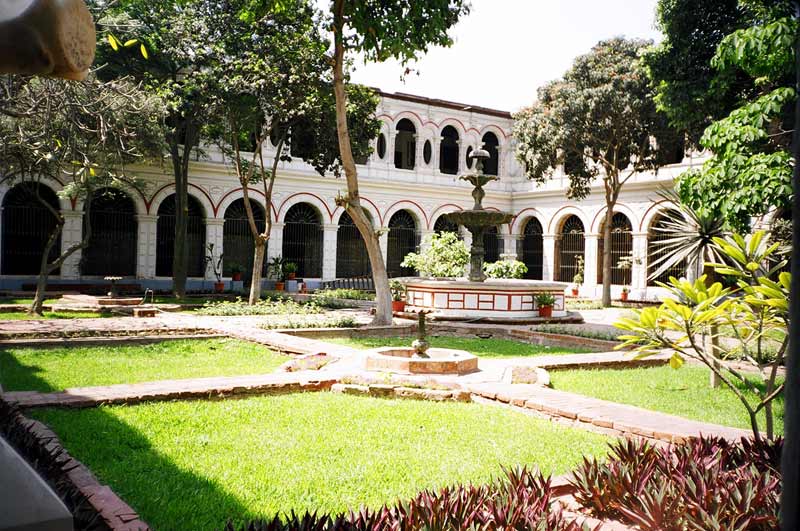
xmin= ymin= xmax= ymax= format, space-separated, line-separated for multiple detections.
xmin=0 ymin=298 xmax=60 ymax=305
xmin=31 ymin=393 xmax=609 ymax=530
xmin=324 ymin=335 xmax=593 ymax=358
xmin=550 ymin=365 xmax=784 ymax=434
xmin=0 ymin=338 xmax=288 ymax=392
xmin=0 ymin=310 xmax=115 ymax=320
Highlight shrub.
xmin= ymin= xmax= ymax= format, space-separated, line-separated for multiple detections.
xmin=571 ymin=436 xmax=781 ymax=530
xmin=311 ymin=289 xmax=375 ymax=308
xmin=400 ymin=232 xmax=469 ymax=278
xmin=483 ymin=260 xmax=528 ymax=279
xmin=535 ymin=293 xmax=556 ymax=307
xmin=198 ymin=297 xmax=322 ymax=316
xmin=259 ymin=315 xmax=359 ymax=330
xmin=389 ymin=280 xmax=406 ymax=301
xmin=223 ymin=467 xmax=586 ymax=530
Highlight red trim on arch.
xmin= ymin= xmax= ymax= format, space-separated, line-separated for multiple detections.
xmin=146 ymin=183 xmax=216 ymax=216
xmin=376 ymin=113 xmax=511 ymax=140
xmin=331 ymin=196 xmax=383 ymax=226
xmin=639 ymin=200 xmax=670 ymax=232
xmin=217 ymin=188 xmax=278 ymax=222
xmin=548 ymin=206 xmax=589 ymax=233
xmin=590 ymin=206 xmax=633 ymax=234
xmin=429 ymin=203 xmax=464 ymax=229
xmin=510 ymin=208 xmax=545 ymax=234
xmin=385 ymin=200 xmax=429 ymax=228
xmin=277 ymin=192 xmax=333 ymax=221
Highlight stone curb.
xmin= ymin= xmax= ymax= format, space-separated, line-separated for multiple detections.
xmin=331 ymin=382 xmax=471 ymax=402
xmin=1 ymin=399 xmax=152 ymax=530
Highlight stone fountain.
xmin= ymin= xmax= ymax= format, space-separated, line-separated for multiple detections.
xmin=401 ymin=149 xmax=570 ymax=321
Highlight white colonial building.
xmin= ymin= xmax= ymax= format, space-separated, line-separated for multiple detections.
xmin=0 ymin=90 xmax=698 ymax=300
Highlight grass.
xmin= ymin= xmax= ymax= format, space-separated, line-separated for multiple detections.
xmin=0 ymin=298 xmax=60 ymax=305
xmin=323 ymin=335 xmax=592 ymax=358
xmin=0 ymin=310 xmax=114 ymax=320
xmin=550 ymin=364 xmax=784 ymax=434
xmin=530 ymin=324 xmax=622 ymax=342
xmin=31 ymin=393 xmax=610 ymax=530
xmin=0 ymin=338 xmax=288 ymax=392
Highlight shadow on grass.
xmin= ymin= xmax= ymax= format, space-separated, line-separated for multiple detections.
xmin=30 ymin=405 xmax=250 ymax=531
xmin=0 ymin=347 xmax=57 ymax=393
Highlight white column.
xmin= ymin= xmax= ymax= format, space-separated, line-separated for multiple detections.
xmin=322 ymin=223 xmax=338 ymax=281
xmin=267 ymin=222 xmax=284 ymax=262
xmin=136 ymin=214 xmax=157 ymax=279
xmin=413 ymin=134 xmax=422 ymax=173
xmin=418 ymin=229 xmax=436 ymax=251
xmin=432 ymin=138 xmax=441 ymax=173
xmin=632 ymin=232 xmax=648 ymax=291
xmin=542 ymin=234 xmax=556 ymax=281
xmin=205 ymin=218 xmax=225 ymax=281
xmin=500 ymin=234 xmax=521 ymax=261
xmin=60 ymin=210 xmax=83 ymax=279
xmin=584 ymin=234 xmax=599 ymax=292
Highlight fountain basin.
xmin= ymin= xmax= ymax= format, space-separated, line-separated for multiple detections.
xmin=365 ymin=347 xmax=478 ymax=375
xmin=403 ymin=278 xmax=569 ymax=320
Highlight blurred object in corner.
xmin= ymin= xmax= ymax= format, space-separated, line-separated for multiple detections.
xmin=0 ymin=0 xmax=95 ymax=80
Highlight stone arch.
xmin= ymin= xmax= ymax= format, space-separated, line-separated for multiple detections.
xmin=277 ymin=192 xmax=332 ymax=223
xmin=481 ymin=131 xmax=500 ymax=176
xmin=282 ymin=202 xmax=324 ymax=278
xmin=386 ymin=209 xmax=420 ymax=278
xmin=217 ymin=189 xmax=274 ymax=223
xmin=548 ymin=206 xmax=590 ymax=235
xmin=149 ymin=184 xmax=215 ymax=220
xmin=394 ymin=117 xmax=417 ymax=170
xmin=383 ymin=200 xmax=427 ymax=230
xmin=336 ymin=209 xmax=374 ymax=278
xmin=555 ymin=214 xmax=586 ymax=283
xmin=331 ymin=197 xmax=381 ymax=227
xmin=429 ymin=204 xmax=464 ymax=230
xmin=1 ymin=181 xmax=63 ymax=275
xmin=223 ymin=198 xmax=269 ymax=278
xmin=81 ymin=187 xmax=138 ymax=276
xmin=596 ymin=211 xmax=633 ymax=286
xmin=647 ymin=207 xmax=688 ymax=285
xmin=510 ymin=209 xmax=547 ymax=235
xmin=520 ymin=216 xmax=544 ymax=280
xmin=155 ymin=193 xmax=207 ymax=277
xmin=0 ymin=175 xmax=71 ymax=212
xmin=439 ymin=125 xmax=461 ymax=175
xmin=590 ymin=203 xmax=639 ymax=235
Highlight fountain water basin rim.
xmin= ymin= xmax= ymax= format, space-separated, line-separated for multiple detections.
xmin=365 ymin=347 xmax=479 ymax=375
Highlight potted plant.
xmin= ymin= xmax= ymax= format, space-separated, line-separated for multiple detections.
xmin=229 ymin=263 xmax=245 ymax=282
xmin=268 ymin=256 xmax=286 ymax=291
xmin=284 ymin=262 xmax=298 ymax=280
xmin=535 ymin=293 xmax=556 ymax=318
xmin=571 ymin=256 xmax=584 ymax=297
xmin=621 ymin=286 xmax=630 ymax=301
xmin=617 ymin=253 xmax=639 ymax=301
xmin=390 ymin=279 xmax=406 ymax=312
xmin=204 ymin=244 xmax=225 ymax=293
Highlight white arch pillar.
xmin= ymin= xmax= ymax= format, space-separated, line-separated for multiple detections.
xmin=584 ymin=234 xmax=599 ymax=292
xmin=501 ymin=234 xmax=521 ymax=261
xmin=205 ymin=218 xmax=225 ymax=281
xmin=542 ymin=234 xmax=555 ymax=282
xmin=136 ymin=214 xmax=157 ymax=279
xmin=268 ymin=222 xmax=284 ymax=265
xmin=632 ymin=232 xmax=648 ymax=291
xmin=60 ymin=211 xmax=83 ymax=279
xmin=322 ymin=223 xmax=338 ymax=281
xmin=378 ymin=227 xmax=389 ymax=266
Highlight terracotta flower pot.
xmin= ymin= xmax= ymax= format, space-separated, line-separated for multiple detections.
xmin=232 ymin=272 xmax=242 ymax=281
xmin=392 ymin=300 xmax=406 ymax=312
xmin=571 ymin=288 xmax=579 ymax=297
xmin=621 ymin=291 xmax=629 ymax=301
xmin=214 ymin=281 xmax=225 ymax=293
xmin=287 ymin=273 xmax=296 ymax=280
xmin=275 ymin=281 xmax=285 ymax=291
xmin=538 ymin=305 xmax=553 ymax=318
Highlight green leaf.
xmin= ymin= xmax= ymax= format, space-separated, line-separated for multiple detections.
xmin=669 ymin=353 xmax=684 ymax=369
xmin=124 ymin=39 xmax=139 ymax=47
xmin=140 ymin=44 xmax=149 ymax=60
xmin=108 ymin=34 xmax=119 ymax=51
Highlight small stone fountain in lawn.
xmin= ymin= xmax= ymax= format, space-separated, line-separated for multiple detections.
xmin=364 ymin=311 xmax=478 ymax=375
xmin=401 ymin=149 xmax=571 ymax=322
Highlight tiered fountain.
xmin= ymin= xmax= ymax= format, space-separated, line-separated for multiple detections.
xmin=402 ymin=149 xmax=568 ymax=321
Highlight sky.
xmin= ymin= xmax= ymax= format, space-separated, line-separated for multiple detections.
xmin=349 ymin=0 xmax=662 ymax=113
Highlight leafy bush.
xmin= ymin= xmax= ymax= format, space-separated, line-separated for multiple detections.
xmin=571 ymin=436 xmax=781 ymax=531
xmin=259 ymin=315 xmax=359 ymax=330
xmin=532 ymin=325 xmax=620 ymax=342
xmin=198 ymin=297 xmax=322 ymax=316
xmin=401 ymin=232 xmax=469 ymax=278
xmin=535 ymin=293 xmax=556 ymax=306
xmin=390 ymin=280 xmax=406 ymax=301
xmin=223 ymin=467 xmax=585 ymax=530
xmin=483 ymin=260 xmax=528 ymax=279
xmin=311 ymin=289 xmax=375 ymax=308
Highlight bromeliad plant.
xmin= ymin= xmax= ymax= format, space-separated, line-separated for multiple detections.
xmin=615 ymin=231 xmax=788 ymax=441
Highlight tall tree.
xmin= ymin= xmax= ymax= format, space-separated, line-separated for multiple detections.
xmin=205 ymin=0 xmax=378 ymax=304
xmin=0 ymin=74 xmax=163 ymax=314
xmin=326 ymin=0 xmax=471 ymax=325
xmin=513 ymin=38 xmax=677 ymax=307
xmin=98 ymin=1 xmax=220 ymax=298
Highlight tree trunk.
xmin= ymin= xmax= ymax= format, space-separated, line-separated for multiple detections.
xmin=332 ymin=1 xmax=392 ymax=325
xmin=31 ymin=223 xmax=63 ymax=315
xmin=249 ymin=238 xmax=266 ymax=304
xmin=170 ymin=126 xmax=197 ymax=299
xmin=601 ymin=201 xmax=615 ymax=307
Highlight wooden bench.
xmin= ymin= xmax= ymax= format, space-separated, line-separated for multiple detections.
xmin=320 ymin=277 xmax=375 ymax=291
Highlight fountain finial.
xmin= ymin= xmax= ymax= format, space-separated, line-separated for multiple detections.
xmin=460 ymin=148 xmax=497 ymax=210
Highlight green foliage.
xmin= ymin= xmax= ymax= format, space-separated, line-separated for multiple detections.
xmin=400 ymin=232 xmax=469 ymax=278
xmin=572 ymin=255 xmax=585 ymax=285
xmin=389 ymin=279 xmax=406 ymax=301
xmin=31 ymin=393 xmax=608 ymax=530
xmin=616 ymin=231 xmax=788 ymax=440
xmin=483 ymin=260 xmax=528 ymax=279
xmin=671 ymin=12 xmax=796 ymax=230
xmin=310 ymin=289 xmax=374 ymax=308
xmin=258 ymin=315 xmax=359 ymax=330
xmin=535 ymin=294 xmax=556 ymax=307
xmin=197 ymin=297 xmax=323 ymax=316
xmin=513 ymin=38 xmax=676 ymax=200
xmin=0 ymin=339 xmax=287 ymax=392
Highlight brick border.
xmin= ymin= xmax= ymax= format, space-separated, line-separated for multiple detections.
xmin=1 ymin=399 xmax=151 ymax=530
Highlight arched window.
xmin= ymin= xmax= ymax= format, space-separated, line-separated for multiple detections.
xmin=556 ymin=215 xmax=585 ymax=282
xmin=597 ymin=212 xmax=633 ymax=285
xmin=484 ymin=225 xmax=500 ymax=263
xmin=336 ymin=211 xmax=372 ymax=278
xmin=376 ymin=133 xmax=387 ymax=159
xmin=394 ymin=119 xmax=416 ymax=170
xmin=1 ymin=183 xmax=61 ymax=275
xmin=647 ymin=210 xmax=687 ymax=285
xmin=156 ymin=194 xmax=206 ymax=277
xmin=433 ymin=215 xmax=459 ymax=236
xmin=223 ymin=198 xmax=268 ymax=279
xmin=82 ymin=188 xmax=137 ymax=276
xmin=387 ymin=210 xmax=418 ymax=277
xmin=282 ymin=203 xmax=323 ymax=278
xmin=482 ymin=132 xmax=500 ymax=176
xmin=521 ymin=218 xmax=543 ymax=280
xmin=439 ymin=125 xmax=460 ymax=175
